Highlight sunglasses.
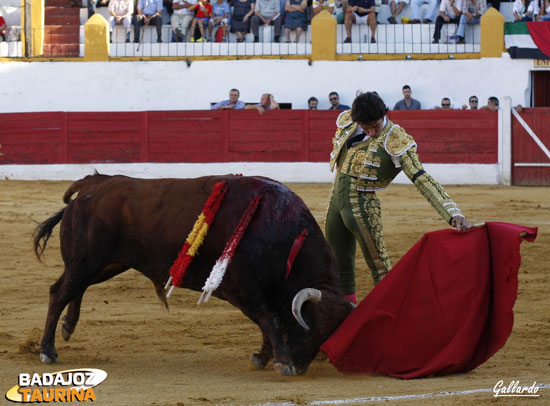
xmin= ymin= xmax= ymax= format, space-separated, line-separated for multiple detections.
xmin=330 ymin=97 xmax=338 ymax=101
xmin=470 ymin=100 xmax=478 ymax=103
xmin=442 ymin=103 xmax=451 ymax=107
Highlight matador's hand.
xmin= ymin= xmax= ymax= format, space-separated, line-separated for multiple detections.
xmin=451 ymin=215 xmax=470 ymax=232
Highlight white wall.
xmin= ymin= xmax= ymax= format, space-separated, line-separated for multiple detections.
xmin=0 ymin=55 xmax=533 ymax=113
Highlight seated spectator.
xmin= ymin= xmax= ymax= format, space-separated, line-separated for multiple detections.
xmin=0 ymin=12 xmax=6 ymax=42
xmin=230 ymin=0 xmax=255 ymax=42
xmin=461 ymin=95 xmax=479 ymax=109
xmin=284 ymin=0 xmax=308 ymax=42
xmin=387 ymin=0 xmax=410 ymax=24
xmin=245 ymin=93 xmax=281 ymax=114
xmin=172 ymin=0 xmax=197 ymax=42
xmin=410 ymin=0 xmax=439 ymax=23
xmin=211 ymin=89 xmax=246 ymax=109
xmin=534 ymin=0 xmax=550 ymax=20
xmin=393 ymin=85 xmax=422 ymax=110
xmin=251 ymin=0 xmax=283 ymax=43
xmin=313 ymin=0 xmax=337 ymax=16
xmin=308 ymin=96 xmax=319 ymax=109
xmin=344 ymin=0 xmax=377 ymax=44
xmin=133 ymin=0 xmax=164 ymax=43
xmin=88 ymin=0 xmax=110 ymax=19
xmin=513 ymin=0 xmax=535 ymax=20
xmin=209 ymin=0 xmax=230 ymax=41
xmin=189 ymin=0 xmax=213 ymax=42
xmin=456 ymin=0 xmax=486 ymax=44
xmin=433 ymin=0 xmax=463 ymax=44
xmin=328 ymin=91 xmax=351 ymax=110
xmin=480 ymin=96 xmax=499 ymax=111
xmin=108 ymin=0 xmax=134 ymax=43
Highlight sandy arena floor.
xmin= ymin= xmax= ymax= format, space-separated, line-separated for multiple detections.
xmin=0 ymin=180 xmax=549 ymax=405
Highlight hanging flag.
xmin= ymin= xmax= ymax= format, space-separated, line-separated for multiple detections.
xmin=505 ymin=22 xmax=550 ymax=60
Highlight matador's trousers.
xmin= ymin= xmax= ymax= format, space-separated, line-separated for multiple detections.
xmin=325 ymin=172 xmax=392 ymax=294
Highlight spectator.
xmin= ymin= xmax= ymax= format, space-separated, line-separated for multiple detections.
xmin=209 ymin=0 xmax=230 ymax=41
xmin=456 ymin=0 xmax=486 ymax=44
xmin=481 ymin=96 xmax=499 ymax=111
xmin=387 ymin=0 xmax=410 ymax=24
xmin=284 ymin=0 xmax=308 ymax=43
xmin=251 ymin=0 xmax=282 ymax=42
xmin=189 ymin=0 xmax=213 ymax=42
xmin=172 ymin=0 xmax=197 ymax=42
xmin=108 ymin=0 xmax=134 ymax=43
xmin=410 ymin=0 xmax=439 ymax=23
xmin=0 ymin=12 xmax=6 ymax=42
xmin=211 ymin=89 xmax=246 ymax=109
xmin=230 ymin=0 xmax=256 ymax=42
xmin=328 ymin=92 xmax=351 ymax=110
xmin=432 ymin=0 xmax=463 ymax=44
xmin=245 ymin=93 xmax=281 ymax=114
xmin=434 ymin=97 xmax=454 ymax=109
xmin=88 ymin=0 xmax=110 ymax=19
xmin=534 ymin=0 xmax=550 ymax=20
xmin=308 ymin=96 xmax=319 ymax=109
xmin=513 ymin=0 xmax=534 ymax=20
xmin=133 ymin=0 xmax=164 ymax=43
xmin=393 ymin=85 xmax=422 ymax=110
xmin=461 ymin=95 xmax=479 ymax=110
xmin=312 ymin=0 xmax=337 ymax=16
xmin=344 ymin=0 xmax=377 ymax=43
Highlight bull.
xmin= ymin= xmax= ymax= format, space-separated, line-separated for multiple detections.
xmin=33 ymin=174 xmax=353 ymax=375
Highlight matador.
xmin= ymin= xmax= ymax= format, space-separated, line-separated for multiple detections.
xmin=325 ymin=92 xmax=470 ymax=304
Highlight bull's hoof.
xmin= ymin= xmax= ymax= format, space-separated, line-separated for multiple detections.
xmin=61 ymin=325 xmax=72 ymax=341
xmin=274 ymin=362 xmax=297 ymax=376
xmin=40 ymin=353 xmax=59 ymax=364
xmin=250 ymin=354 xmax=269 ymax=371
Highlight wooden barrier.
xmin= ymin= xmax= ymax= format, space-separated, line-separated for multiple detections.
xmin=0 ymin=110 xmax=498 ymax=165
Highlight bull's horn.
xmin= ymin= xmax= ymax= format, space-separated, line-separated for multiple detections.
xmin=292 ymin=288 xmax=322 ymax=331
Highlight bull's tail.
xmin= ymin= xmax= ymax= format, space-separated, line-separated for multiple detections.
xmin=33 ymin=208 xmax=65 ymax=261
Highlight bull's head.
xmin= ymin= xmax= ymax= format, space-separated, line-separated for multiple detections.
xmin=287 ymin=288 xmax=354 ymax=374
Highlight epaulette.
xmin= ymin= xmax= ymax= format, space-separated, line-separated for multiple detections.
xmin=384 ymin=125 xmax=417 ymax=157
xmin=336 ymin=110 xmax=353 ymax=129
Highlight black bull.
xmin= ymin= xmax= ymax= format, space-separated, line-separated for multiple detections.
xmin=34 ymin=174 xmax=353 ymax=375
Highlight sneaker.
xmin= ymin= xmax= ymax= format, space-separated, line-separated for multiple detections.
xmin=410 ymin=19 xmax=420 ymax=24
xmin=371 ymin=37 xmax=376 ymax=43
xmin=190 ymin=37 xmax=196 ymax=42
xmin=254 ymin=36 xmax=259 ymax=43
xmin=274 ymin=35 xmax=280 ymax=42
xmin=344 ymin=37 xmax=351 ymax=43
xmin=198 ymin=37 xmax=207 ymax=42
xmin=456 ymin=36 xmax=465 ymax=44
xmin=157 ymin=38 xmax=162 ymax=43
xmin=423 ymin=18 xmax=432 ymax=23
xmin=387 ymin=16 xmax=397 ymax=24
xmin=432 ymin=38 xmax=439 ymax=44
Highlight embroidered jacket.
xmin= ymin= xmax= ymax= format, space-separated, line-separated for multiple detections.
xmin=330 ymin=111 xmax=462 ymax=224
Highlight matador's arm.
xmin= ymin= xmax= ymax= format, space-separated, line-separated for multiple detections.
xmin=400 ymin=146 xmax=465 ymax=225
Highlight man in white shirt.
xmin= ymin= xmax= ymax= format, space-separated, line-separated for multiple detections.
xmin=108 ymin=0 xmax=134 ymax=43
xmin=172 ymin=0 xmax=198 ymax=42
xmin=432 ymin=0 xmax=463 ymax=44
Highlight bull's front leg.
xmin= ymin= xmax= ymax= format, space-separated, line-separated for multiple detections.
xmin=250 ymin=330 xmax=272 ymax=371
xmin=257 ymin=313 xmax=296 ymax=376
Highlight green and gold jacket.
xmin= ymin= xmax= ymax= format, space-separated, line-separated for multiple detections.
xmin=329 ymin=110 xmax=463 ymax=224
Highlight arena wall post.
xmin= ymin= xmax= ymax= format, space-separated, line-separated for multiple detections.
xmin=480 ymin=8 xmax=506 ymax=58
xmin=84 ymin=14 xmax=109 ymax=62
xmin=498 ymin=96 xmax=512 ymax=185
xmin=311 ymin=10 xmax=336 ymax=61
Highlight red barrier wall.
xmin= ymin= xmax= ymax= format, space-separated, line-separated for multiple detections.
xmin=0 ymin=110 xmax=498 ymax=165
xmin=512 ymin=108 xmax=550 ymax=186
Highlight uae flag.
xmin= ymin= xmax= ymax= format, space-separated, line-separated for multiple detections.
xmin=505 ymin=21 xmax=550 ymax=60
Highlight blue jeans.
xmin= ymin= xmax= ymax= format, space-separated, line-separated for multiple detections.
xmin=457 ymin=15 xmax=480 ymax=39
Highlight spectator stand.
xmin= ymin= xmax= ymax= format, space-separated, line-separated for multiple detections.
xmin=0 ymin=0 xmax=23 ymax=58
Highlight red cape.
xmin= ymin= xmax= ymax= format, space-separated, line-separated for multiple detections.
xmin=321 ymin=222 xmax=537 ymax=378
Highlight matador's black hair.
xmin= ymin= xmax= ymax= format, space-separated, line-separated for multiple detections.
xmin=351 ymin=92 xmax=388 ymax=124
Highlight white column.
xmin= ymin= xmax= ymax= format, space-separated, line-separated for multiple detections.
xmin=498 ymin=96 xmax=512 ymax=186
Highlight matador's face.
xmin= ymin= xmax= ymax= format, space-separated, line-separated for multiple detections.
xmin=359 ymin=118 xmax=384 ymax=138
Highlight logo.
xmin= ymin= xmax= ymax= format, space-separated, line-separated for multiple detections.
xmin=493 ymin=380 xmax=541 ymax=398
xmin=5 ymin=368 xmax=107 ymax=403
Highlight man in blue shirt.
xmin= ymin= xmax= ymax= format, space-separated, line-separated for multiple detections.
xmin=211 ymin=89 xmax=246 ymax=110
xmin=133 ymin=0 xmax=164 ymax=43
xmin=328 ymin=92 xmax=351 ymax=110
xmin=344 ymin=0 xmax=377 ymax=44
xmin=393 ymin=85 xmax=422 ymax=110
